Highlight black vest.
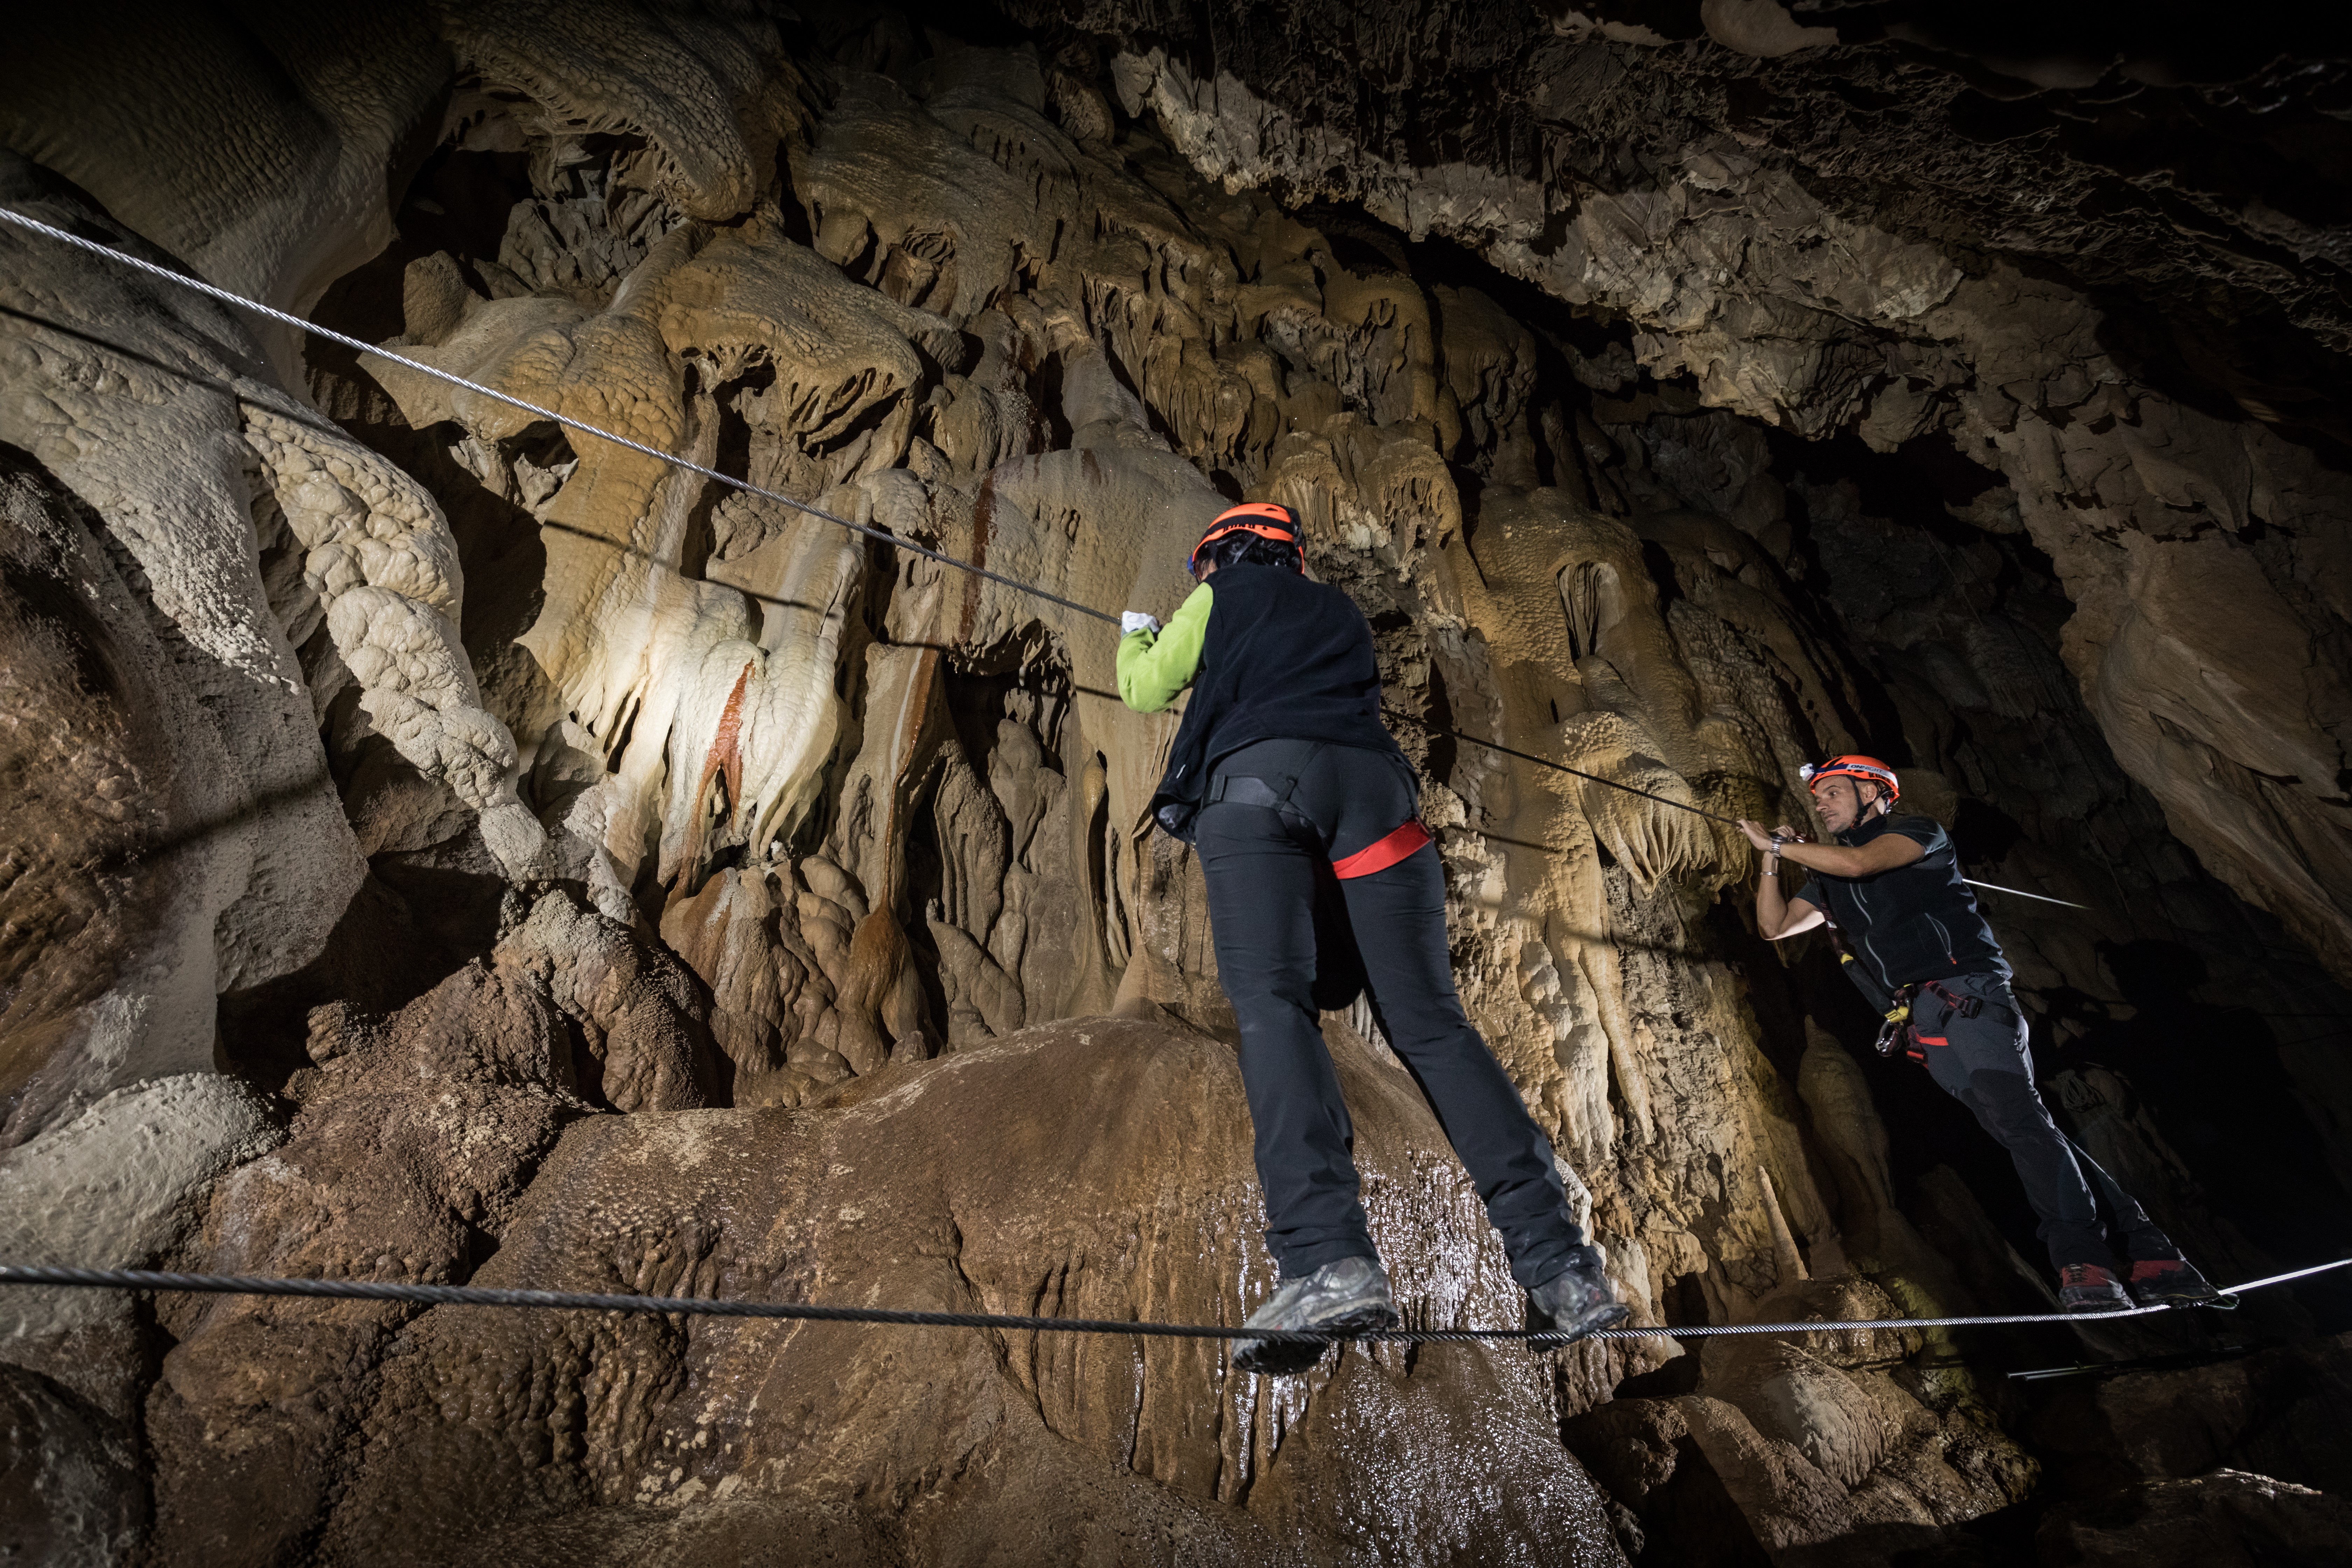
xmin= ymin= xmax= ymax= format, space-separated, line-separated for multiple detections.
xmin=1148 ymin=565 xmax=1401 ymax=840
xmin=1798 ymin=814 xmax=2010 ymax=994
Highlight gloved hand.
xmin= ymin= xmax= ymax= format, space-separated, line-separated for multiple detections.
xmin=1121 ymin=611 xmax=1161 ymax=637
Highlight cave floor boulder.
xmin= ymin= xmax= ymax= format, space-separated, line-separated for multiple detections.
xmin=204 ymin=1016 xmax=1624 ymax=1566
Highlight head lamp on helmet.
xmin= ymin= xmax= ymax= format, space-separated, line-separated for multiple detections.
xmin=1802 ymin=755 xmax=1900 ymax=803
xmin=1188 ymin=502 xmax=1302 ymax=574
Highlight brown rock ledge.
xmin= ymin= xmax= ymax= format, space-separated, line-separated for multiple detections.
xmin=157 ymin=1016 xmax=1626 ymax=1566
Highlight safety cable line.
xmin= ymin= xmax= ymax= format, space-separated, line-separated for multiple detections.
xmin=0 ymin=207 xmax=1120 ymax=627
xmin=1386 ymin=709 xmax=2084 ymax=907
xmin=2 ymin=1259 xmax=2345 ymax=1345
xmin=8 ymin=195 xmax=2336 ymax=1370
xmin=1382 ymin=706 xmax=1743 ymax=827
xmin=0 ymin=207 xmax=2088 ymax=914
xmin=1959 ymin=881 xmax=2087 ymax=909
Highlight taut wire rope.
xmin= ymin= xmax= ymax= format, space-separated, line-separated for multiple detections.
xmin=8 ymin=205 xmax=2233 ymax=1345
xmin=0 ymin=208 xmax=1119 ymax=625
xmin=0 ymin=204 xmax=2075 ymax=906
xmin=1 ymin=1259 xmax=2346 ymax=1345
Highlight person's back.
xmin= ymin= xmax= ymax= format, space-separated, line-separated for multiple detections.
xmin=1126 ymin=559 xmax=1399 ymax=839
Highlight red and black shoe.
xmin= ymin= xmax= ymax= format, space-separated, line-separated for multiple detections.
xmin=2128 ymin=1257 xmax=2230 ymax=1308
xmin=2058 ymin=1263 xmax=2133 ymax=1313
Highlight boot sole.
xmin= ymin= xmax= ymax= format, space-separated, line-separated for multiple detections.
xmin=1232 ymin=1303 xmax=1400 ymax=1376
xmin=1530 ymin=1300 xmax=1631 ymax=1347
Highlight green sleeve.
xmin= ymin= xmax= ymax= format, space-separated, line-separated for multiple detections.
xmin=1117 ymin=582 xmax=1213 ymax=713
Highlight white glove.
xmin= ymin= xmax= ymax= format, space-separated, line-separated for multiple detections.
xmin=1121 ymin=611 xmax=1161 ymax=636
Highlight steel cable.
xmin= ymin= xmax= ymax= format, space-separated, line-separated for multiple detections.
xmin=0 ymin=207 xmax=1121 ymax=625
xmin=0 ymin=204 xmax=1818 ymax=832
xmin=0 ymin=205 xmax=2095 ymax=911
xmin=0 ymin=208 xmax=2241 ymax=1346
xmin=2 ymin=1260 xmax=2344 ymax=1346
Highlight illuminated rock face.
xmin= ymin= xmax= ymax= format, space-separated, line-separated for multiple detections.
xmin=1013 ymin=0 xmax=2352 ymax=992
xmin=1 ymin=5 xmax=2348 ymax=1564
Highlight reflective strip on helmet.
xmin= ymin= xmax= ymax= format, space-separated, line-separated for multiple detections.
xmin=1191 ymin=521 xmax=1298 ymax=556
xmin=1190 ymin=504 xmax=1301 ymax=567
xmin=1207 ymin=502 xmax=1298 ymax=530
xmin=1804 ymin=754 xmax=1900 ymax=798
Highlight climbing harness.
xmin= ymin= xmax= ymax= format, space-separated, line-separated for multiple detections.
xmin=1872 ymin=979 xmax=1982 ymax=1062
xmin=1818 ymin=909 xmax=2025 ymax=1053
xmin=0 ymin=1258 xmax=2345 ymax=1342
xmin=1202 ymin=771 xmax=1433 ymax=879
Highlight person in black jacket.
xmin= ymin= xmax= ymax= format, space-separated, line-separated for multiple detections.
xmin=1740 ymin=756 xmax=2222 ymax=1313
xmin=1119 ymin=502 xmax=1628 ymax=1374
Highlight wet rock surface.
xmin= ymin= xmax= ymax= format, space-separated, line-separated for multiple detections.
xmin=305 ymin=1017 xmax=1618 ymax=1566
xmin=1 ymin=3 xmax=2349 ymax=1563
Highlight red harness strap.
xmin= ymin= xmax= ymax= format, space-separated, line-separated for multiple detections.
xmin=1332 ymin=820 xmax=1433 ymax=880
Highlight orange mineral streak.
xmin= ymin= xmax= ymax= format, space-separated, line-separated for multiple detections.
xmin=680 ymin=661 xmax=755 ymax=893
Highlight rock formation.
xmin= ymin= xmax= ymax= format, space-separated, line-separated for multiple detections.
xmin=1 ymin=3 xmax=2348 ymax=1564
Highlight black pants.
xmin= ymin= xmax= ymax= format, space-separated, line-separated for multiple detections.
xmin=1913 ymin=973 xmax=2181 ymax=1272
xmin=1195 ymin=739 xmax=1587 ymax=1289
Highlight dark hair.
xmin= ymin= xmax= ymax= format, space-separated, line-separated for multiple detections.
xmin=1204 ymin=532 xmax=1302 ymax=572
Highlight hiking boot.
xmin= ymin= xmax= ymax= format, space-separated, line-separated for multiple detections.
xmin=1526 ymin=1247 xmax=1631 ymax=1345
xmin=2058 ymin=1263 xmax=2133 ymax=1313
xmin=1232 ymin=1255 xmax=1399 ymax=1376
xmin=2129 ymin=1257 xmax=2229 ymax=1308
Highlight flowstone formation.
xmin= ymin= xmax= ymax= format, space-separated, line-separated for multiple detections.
xmin=2 ymin=4 xmax=2349 ymax=1565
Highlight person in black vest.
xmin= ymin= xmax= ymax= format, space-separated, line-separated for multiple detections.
xmin=1739 ymin=756 xmax=2222 ymax=1312
xmin=1119 ymin=502 xmax=1628 ymax=1373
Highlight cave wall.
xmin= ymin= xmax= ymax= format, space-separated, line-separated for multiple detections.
xmin=2 ymin=3 xmax=2350 ymax=1564
xmin=1002 ymin=0 xmax=2352 ymax=991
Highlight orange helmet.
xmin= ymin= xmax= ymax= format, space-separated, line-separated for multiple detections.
xmin=1801 ymin=755 xmax=1900 ymax=801
xmin=1189 ymin=502 xmax=1301 ymax=573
